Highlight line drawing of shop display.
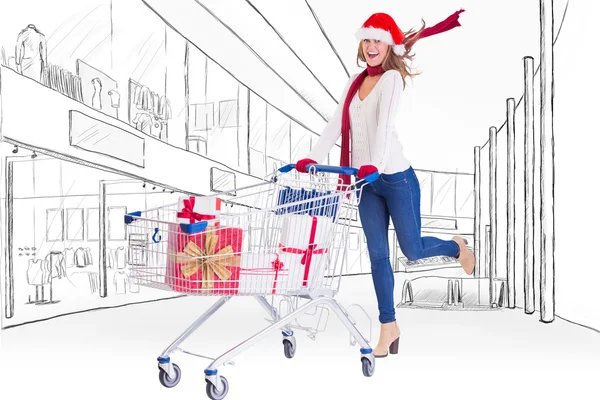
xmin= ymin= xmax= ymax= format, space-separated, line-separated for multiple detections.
xmin=0 ymin=1 xmax=336 ymax=328
xmin=0 ymin=33 xmax=239 ymax=326
xmin=26 ymin=250 xmax=64 ymax=306
xmin=128 ymin=78 xmax=172 ymax=141
xmin=21 ymin=203 xmax=99 ymax=307
xmin=77 ymin=59 xmax=120 ymax=119
xmin=20 ymin=203 xmax=137 ymax=306
xmin=3 ymin=153 xmax=161 ymax=321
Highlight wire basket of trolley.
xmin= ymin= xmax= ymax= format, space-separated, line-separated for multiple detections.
xmin=124 ymin=163 xmax=380 ymax=400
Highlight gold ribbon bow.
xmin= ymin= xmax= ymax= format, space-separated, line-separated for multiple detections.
xmin=175 ymin=230 xmax=241 ymax=288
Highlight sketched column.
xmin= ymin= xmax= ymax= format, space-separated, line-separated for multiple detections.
xmin=474 ymin=146 xmax=481 ymax=278
xmin=99 ymin=182 xmax=108 ymax=298
xmin=4 ymin=160 xmax=15 ymax=318
xmin=539 ymin=0 xmax=555 ymax=323
xmin=184 ymin=42 xmax=190 ymax=151
xmin=489 ymin=126 xmax=498 ymax=306
xmin=523 ymin=56 xmax=536 ymax=315
xmin=506 ymin=98 xmax=516 ymax=309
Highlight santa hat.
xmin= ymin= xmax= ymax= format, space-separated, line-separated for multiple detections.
xmin=355 ymin=10 xmax=465 ymax=56
xmin=355 ymin=13 xmax=407 ymax=55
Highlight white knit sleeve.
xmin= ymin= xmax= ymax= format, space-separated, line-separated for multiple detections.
xmin=370 ymin=70 xmax=403 ymax=171
xmin=305 ymin=74 xmax=357 ymax=164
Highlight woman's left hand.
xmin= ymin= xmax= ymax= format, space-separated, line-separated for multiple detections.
xmin=357 ymin=164 xmax=378 ymax=180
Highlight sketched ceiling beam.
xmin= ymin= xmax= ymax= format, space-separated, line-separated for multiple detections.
xmin=193 ymin=0 xmax=334 ymax=122
xmin=189 ymin=0 xmax=337 ymax=121
xmin=142 ymin=0 xmax=330 ymax=133
xmin=304 ymin=0 xmax=350 ymax=79
xmin=0 ymin=137 xmax=261 ymax=197
xmin=245 ymin=0 xmax=339 ymax=104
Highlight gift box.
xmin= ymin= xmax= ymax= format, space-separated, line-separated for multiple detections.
xmin=276 ymin=187 xmax=340 ymax=218
xmin=272 ymin=214 xmax=333 ymax=293
xmin=237 ymin=253 xmax=280 ymax=295
xmin=166 ymin=225 xmax=242 ymax=294
xmin=177 ymin=195 xmax=222 ymax=226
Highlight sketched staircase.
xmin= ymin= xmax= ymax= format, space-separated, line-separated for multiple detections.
xmin=397 ymin=276 xmax=507 ymax=309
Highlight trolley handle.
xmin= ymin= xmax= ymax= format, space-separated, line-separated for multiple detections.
xmin=279 ymin=163 xmax=380 ymax=183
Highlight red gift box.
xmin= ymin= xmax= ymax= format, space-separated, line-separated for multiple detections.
xmin=167 ymin=225 xmax=243 ymax=294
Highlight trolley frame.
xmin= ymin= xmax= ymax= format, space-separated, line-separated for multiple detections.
xmin=125 ymin=163 xmax=379 ymax=399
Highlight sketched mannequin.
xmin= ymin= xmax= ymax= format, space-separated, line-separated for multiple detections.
xmin=91 ymin=78 xmax=103 ymax=110
xmin=295 ymin=10 xmax=475 ymax=358
xmin=15 ymin=24 xmax=47 ymax=82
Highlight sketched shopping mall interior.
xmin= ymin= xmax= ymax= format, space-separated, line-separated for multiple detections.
xmin=0 ymin=0 xmax=596 ymax=334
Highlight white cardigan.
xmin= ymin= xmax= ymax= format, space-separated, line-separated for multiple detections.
xmin=306 ymin=70 xmax=411 ymax=174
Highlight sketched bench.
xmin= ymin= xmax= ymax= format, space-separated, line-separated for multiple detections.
xmin=394 ymin=248 xmax=507 ymax=309
xmin=398 ymin=276 xmax=507 ymax=309
xmin=396 ymin=255 xmax=464 ymax=273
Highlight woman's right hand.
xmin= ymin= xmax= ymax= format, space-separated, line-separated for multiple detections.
xmin=296 ymin=158 xmax=317 ymax=173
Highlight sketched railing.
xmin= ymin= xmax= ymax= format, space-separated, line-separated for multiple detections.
xmin=399 ymin=0 xmax=568 ymax=314
xmin=471 ymin=0 xmax=566 ymax=320
xmin=0 ymin=57 xmax=85 ymax=103
xmin=41 ymin=63 xmax=84 ymax=102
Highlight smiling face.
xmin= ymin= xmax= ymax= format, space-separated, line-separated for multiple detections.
xmin=361 ymin=39 xmax=389 ymax=67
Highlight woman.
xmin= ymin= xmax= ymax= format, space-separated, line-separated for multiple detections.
xmin=295 ymin=10 xmax=474 ymax=358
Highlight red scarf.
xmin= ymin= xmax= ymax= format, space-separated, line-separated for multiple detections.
xmin=338 ymin=9 xmax=464 ymax=187
xmin=339 ymin=65 xmax=383 ymax=187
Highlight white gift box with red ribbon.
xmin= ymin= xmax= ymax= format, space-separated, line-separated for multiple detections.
xmin=237 ymin=253 xmax=280 ymax=295
xmin=176 ymin=196 xmax=221 ymax=225
xmin=272 ymin=214 xmax=333 ymax=293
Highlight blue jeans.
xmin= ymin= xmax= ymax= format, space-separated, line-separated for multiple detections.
xmin=357 ymin=167 xmax=460 ymax=323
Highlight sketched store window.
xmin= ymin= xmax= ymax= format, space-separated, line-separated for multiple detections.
xmin=108 ymin=206 xmax=127 ymax=241
xmin=66 ymin=208 xmax=84 ymax=241
xmin=219 ymin=100 xmax=239 ymax=128
xmin=192 ymin=102 xmax=214 ymax=131
xmin=46 ymin=208 xmax=64 ymax=242
xmin=210 ymin=167 xmax=236 ymax=195
xmin=87 ymin=208 xmax=99 ymax=241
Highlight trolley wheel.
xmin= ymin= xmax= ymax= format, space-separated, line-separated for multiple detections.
xmin=361 ymin=358 xmax=375 ymax=377
xmin=283 ymin=339 xmax=296 ymax=359
xmin=158 ymin=363 xmax=181 ymax=388
xmin=206 ymin=376 xmax=229 ymax=400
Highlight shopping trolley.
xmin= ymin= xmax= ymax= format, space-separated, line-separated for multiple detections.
xmin=124 ymin=163 xmax=379 ymax=400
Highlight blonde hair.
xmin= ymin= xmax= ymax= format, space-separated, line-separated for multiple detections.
xmin=357 ymin=19 xmax=426 ymax=88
